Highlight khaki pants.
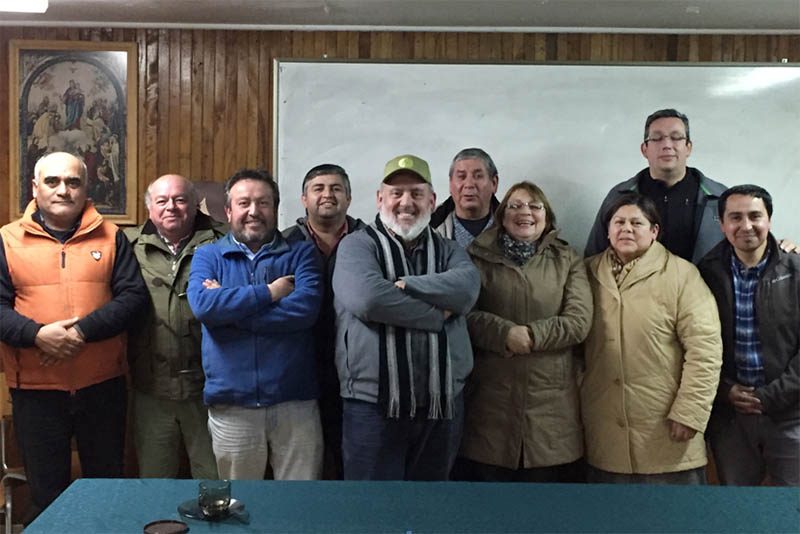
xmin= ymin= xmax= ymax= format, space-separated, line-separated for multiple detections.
xmin=207 ymin=400 xmax=323 ymax=480
xmin=133 ymin=390 xmax=218 ymax=479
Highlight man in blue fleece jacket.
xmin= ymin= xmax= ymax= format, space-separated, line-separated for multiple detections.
xmin=187 ymin=168 xmax=323 ymax=480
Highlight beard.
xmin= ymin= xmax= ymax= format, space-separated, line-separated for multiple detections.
xmin=380 ymin=208 xmax=432 ymax=242
xmin=231 ymin=217 xmax=274 ymax=250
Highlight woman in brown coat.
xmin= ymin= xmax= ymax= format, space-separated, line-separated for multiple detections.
xmin=582 ymin=193 xmax=722 ymax=484
xmin=459 ymin=181 xmax=593 ymax=482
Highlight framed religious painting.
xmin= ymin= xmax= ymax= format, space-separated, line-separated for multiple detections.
xmin=8 ymin=40 xmax=138 ymax=224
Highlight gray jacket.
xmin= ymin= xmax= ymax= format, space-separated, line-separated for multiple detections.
xmin=584 ymin=167 xmax=727 ymax=264
xmin=332 ymin=226 xmax=480 ymax=404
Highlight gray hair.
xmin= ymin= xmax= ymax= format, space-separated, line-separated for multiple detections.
xmin=448 ymin=148 xmax=498 ymax=179
xmin=144 ymin=175 xmax=197 ymax=209
xmin=33 ymin=152 xmax=87 ymax=183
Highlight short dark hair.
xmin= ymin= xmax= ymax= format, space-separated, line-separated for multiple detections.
xmin=302 ymin=164 xmax=351 ymax=196
xmin=224 ymin=168 xmax=279 ymax=209
xmin=718 ymin=184 xmax=773 ymax=220
xmin=448 ymin=148 xmax=498 ymax=179
xmin=603 ymin=192 xmax=662 ymax=230
xmin=644 ymin=109 xmax=691 ymax=143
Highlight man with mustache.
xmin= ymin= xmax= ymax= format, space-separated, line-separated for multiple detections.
xmin=187 ymin=168 xmax=324 ymax=480
xmin=332 ymin=154 xmax=480 ymax=480
xmin=283 ymin=164 xmax=365 ymax=479
xmin=431 ymin=148 xmax=500 ymax=248
xmin=0 ymin=152 xmax=148 ymax=521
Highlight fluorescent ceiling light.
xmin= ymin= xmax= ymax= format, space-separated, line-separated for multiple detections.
xmin=0 ymin=0 xmax=48 ymax=13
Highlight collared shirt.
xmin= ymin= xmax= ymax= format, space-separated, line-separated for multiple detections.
xmin=231 ymin=234 xmax=275 ymax=261
xmin=639 ymin=173 xmax=699 ymax=261
xmin=453 ymin=214 xmax=493 ymax=248
xmin=157 ymin=231 xmax=191 ymax=256
xmin=731 ymin=251 xmax=769 ymax=387
xmin=305 ymin=220 xmax=348 ymax=257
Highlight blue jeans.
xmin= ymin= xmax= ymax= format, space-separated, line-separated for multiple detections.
xmin=342 ymin=393 xmax=464 ymax=481
xmin=11 ymin=376 xmax=127 ymax=522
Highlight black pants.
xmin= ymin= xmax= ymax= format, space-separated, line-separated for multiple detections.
xmin=452 ymin=457 xmax=586 ymax=483
xmin=11 ymin=376 xmax=127 ymax=523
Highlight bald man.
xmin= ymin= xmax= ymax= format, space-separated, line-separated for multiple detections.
xmin=125 ymin=174 xmax=226 ymax=478
xmin=0 ymin=152 xmax=148 ymax=520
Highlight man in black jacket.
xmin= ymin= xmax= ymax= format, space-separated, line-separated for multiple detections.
xmin=283 ymin=163 xmax=365 ymax=479
xmin=698 ymin=184 xmax=799 ymax=486
xmin=430 ymin=148 xmax=499 ymax=248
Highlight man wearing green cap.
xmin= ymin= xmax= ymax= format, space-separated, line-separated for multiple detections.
xmin=332 ymin=154 xmax=480 ymax=480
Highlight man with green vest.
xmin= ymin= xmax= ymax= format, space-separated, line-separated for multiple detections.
xmin=126 ymin=174 xmax=226 ymax=478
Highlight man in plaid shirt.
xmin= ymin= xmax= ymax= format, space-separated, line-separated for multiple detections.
xmin=698 ymin=185 xmax=799 ymax=486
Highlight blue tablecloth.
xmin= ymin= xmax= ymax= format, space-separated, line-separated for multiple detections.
xmin=25 ymin=478 xmax=800 ymax=533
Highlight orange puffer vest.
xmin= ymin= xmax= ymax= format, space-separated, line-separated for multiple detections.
xmin=0 ymin=200 xmax=127 ymax=391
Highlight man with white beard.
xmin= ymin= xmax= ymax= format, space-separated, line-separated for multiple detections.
xmin=332 ymin=154 xmax=480 ymax=480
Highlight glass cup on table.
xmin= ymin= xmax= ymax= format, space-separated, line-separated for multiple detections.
xmin=198 ymin=480 xmax=231 ymax=519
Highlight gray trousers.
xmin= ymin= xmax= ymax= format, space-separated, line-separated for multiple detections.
xmin=708 ymin=411 xmax=800 ymax=486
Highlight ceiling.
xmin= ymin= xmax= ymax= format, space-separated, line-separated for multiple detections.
xmin=0 ymin=0 xmax=798 ymax=33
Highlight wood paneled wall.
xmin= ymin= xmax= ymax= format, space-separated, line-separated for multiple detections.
xmin=1 ymin=27 xmax=797 ymax=225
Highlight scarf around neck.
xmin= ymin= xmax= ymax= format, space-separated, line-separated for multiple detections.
xmin=499 ymin=231 xmax=538 ymax=265
xmin=364 ymin=215 xmax=453 ymax=420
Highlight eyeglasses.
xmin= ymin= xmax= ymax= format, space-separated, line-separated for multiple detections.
xmin=507 ymin=201 xmax=545 ymax=212
xmin=645 ymin=134 xmax=688 ymax=144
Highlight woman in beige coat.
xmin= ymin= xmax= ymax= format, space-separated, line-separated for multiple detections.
xmin=460 ymin=181 xmax=593 ymax=482
xmin=582 ymin=193 xmax=722 ymax=484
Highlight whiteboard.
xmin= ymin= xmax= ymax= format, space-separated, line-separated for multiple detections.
xmin=274 ymin=61 xmax=800 ymax=249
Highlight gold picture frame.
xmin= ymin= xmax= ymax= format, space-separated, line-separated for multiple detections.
xmin=9 ymin=40 xmax=138 ymax=224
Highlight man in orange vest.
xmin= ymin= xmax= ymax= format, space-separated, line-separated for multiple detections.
xmin=0 ymin=152 xmax=148 ymax=523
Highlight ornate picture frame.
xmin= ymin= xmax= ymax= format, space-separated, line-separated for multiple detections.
xmin=9 ymin=40 xmax=138 ymax=224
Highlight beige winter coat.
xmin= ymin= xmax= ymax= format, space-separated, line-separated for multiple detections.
xmin=582 ymin=242 xmax=722 ymax=474
xmin=462 ymin=228 xmax=593 ymax=469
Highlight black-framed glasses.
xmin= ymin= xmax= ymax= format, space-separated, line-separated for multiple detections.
xmin=645 ymin=134 xmax=688 ymax=144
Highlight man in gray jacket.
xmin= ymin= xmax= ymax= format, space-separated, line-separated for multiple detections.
xmin=585 ymin=109 xmax=796 ymax=262
xmin=333 ymin=154 xmax=480 ymax=480
xmin=283 ymin=163 xmax=365 ymax=479
xmin=585 ymin=109 xmax=727 ymax=263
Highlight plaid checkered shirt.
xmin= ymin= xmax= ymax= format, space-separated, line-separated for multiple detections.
xmin=730 ymin=251 xmax=770 ymax=387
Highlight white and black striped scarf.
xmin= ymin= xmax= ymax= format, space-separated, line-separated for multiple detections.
xmin=364 ymin=215 xmax=454 ymax=420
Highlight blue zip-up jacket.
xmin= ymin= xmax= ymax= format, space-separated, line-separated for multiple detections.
xmin=187 ymin=231 xmax=323 ymax=407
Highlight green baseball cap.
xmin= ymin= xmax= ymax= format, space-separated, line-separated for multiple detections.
xmin=383 ymin=154 xmax=431 ymax=184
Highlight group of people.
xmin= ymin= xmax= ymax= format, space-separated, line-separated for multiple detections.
xmin=1 ymin=108 xmax=797 ymax=523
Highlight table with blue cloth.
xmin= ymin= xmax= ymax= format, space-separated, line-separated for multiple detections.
xmin=25 ymin=478 xmax=799 ymax=533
